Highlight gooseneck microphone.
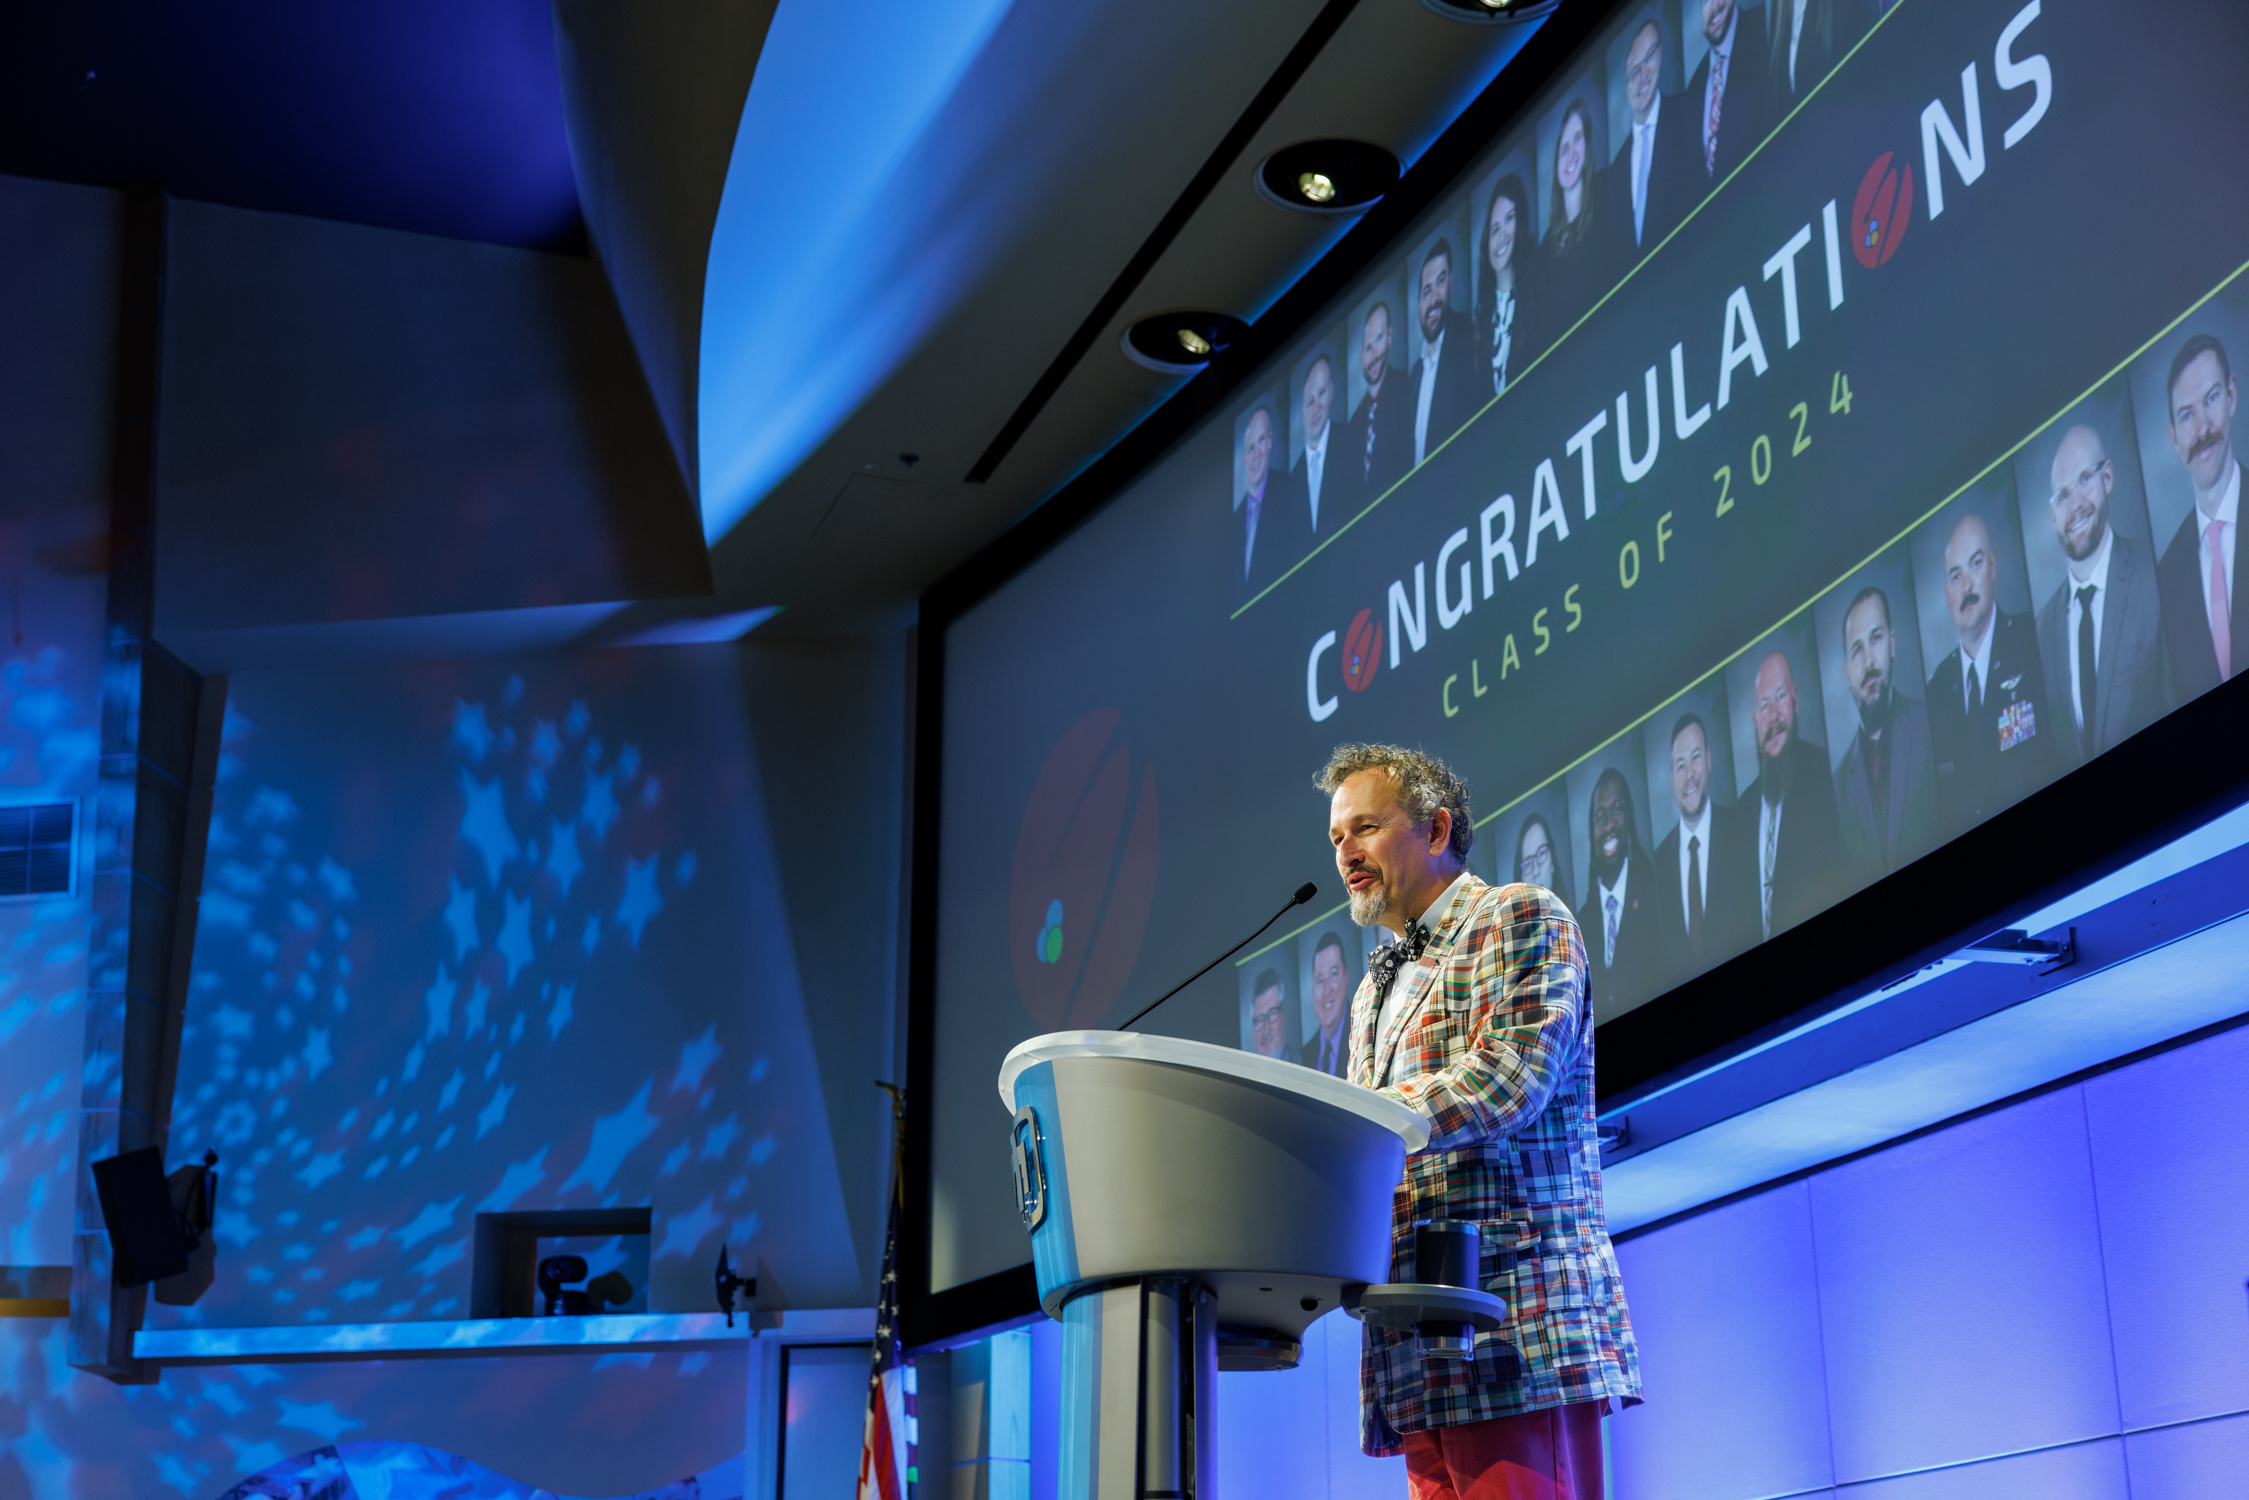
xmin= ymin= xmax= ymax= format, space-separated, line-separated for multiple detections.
xmin=1116 ymin=882 xmax=1319 ymax=1032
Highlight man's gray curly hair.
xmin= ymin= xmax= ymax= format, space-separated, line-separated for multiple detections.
xmin=1314 ymin=743 xmax=1475 ymax=864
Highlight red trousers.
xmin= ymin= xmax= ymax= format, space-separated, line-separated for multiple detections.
xmin=1402 ymin=1399 xmax=1608 ymax=1500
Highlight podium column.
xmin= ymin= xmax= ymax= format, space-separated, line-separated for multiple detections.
xmin=1057 ymin=1278 xmax=1215 ymax=1500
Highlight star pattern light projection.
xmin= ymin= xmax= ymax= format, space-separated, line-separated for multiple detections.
xmin=0 ymin=511 xmax=106 ymax=1269
xmin=161 ymin=663 xmax=785 ymax=1330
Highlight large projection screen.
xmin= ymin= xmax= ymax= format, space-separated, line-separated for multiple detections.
xmin=923 ymin=0 xmax=2249 ymax=1305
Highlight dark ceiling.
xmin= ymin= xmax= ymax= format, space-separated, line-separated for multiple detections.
xmin=0 ymin=0 xmax=585 ymax=251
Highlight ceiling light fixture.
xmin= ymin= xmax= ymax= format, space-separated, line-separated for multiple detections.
xmin=1254 ymin=140 xmax=1400 ymax=217
xmin=1123 ymin=312 xmax=1248 ymax=375
xmin=1418 ymin=0 xmax=1561 ymax=23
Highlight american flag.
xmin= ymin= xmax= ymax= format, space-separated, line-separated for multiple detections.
xmin=858 ymin=1088 xmax=914 ymax=1500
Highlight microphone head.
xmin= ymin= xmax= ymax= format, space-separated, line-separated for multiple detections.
xmin=1292 ymin=881 xmax=1318 ymax=906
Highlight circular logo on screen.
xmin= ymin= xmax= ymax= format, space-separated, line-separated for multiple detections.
xmin=1008 ymin=709 xmax=1161 ymax=1031
xmin=1852 ymin=151 xmax=1915 ymax=269
xmin=1343 ymin=608 xmax=1382 ymax=692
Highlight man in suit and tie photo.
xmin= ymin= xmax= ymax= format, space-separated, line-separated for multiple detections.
xmin=1303 ymin=930 xmax=1351 ymax=1078
xmin=2154 ymin=334 xmax=2248 ymax=701
xmin=2037 ymin=424 xmax=2170 ymax=762
xmin=1765 ymin=0 xmax=1878 ymax=105
xmin=1927 ymin=512 xmax=2055 ymax=829
xmin=1283 ymin=352 xmax=1342 ymax=540
xmin=1743 ymin=648 xmax=1846 ymax=939
xmin=1580 ymin=767 xmax=1658 ymax=1009
xmin=1408 ymin=239 xmax=1477 ymax=468
xmin=1344 ymin=301 xmax=1412 ymax=499
xmin=1248 ymin=968 xmax=1295 ymax=1064
xmin=1650 ymin=712 xmax=1758 ymax=981
xmin=1834 ymin=587 xmax=1937 ymax=879
xmin=1685 ymin=0 xmax=1771 ymax=185
xmin=1237 ymin=404 xmax=1294 ymax=593
xmin=1607 ymin=16 xmax=1698 ymax=264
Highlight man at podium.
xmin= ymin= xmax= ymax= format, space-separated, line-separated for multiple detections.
xmin=1318 ymin=743 xmax=1641 ymax=1500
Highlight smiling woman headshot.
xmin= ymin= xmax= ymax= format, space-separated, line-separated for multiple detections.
xmin=1541 ymin=95 xmax=1605 ymax=325
xmin=1475 ymin=172 xmax=1539 ymax=397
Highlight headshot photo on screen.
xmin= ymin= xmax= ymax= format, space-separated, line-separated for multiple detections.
xmin=1641 ymin=680 xmax=1756 ymax=988
xmin=1405 ymin=215 xmax=1477 ymax=469
xmin=1535 ymin=75 xmax=1611 ymax=325
xmin=1345 ymin=273 xmax=1412 ymax=501
xmin=1497 ymin=782 xmax=1575 ymax=910
xmin=2012 ymin=379 xmax=2171 ymax=767
xmin=1231 ymin=390 xmax=1286 ymax=592
xmin=1604 ymin=3 xmax=1698 ymax=265
xmin=1813 ymin=547 xmax=1937 ymax=883
xmin=1287 ymin=329 xmax=1347 ymax=541
xmin=1239 ymin=952 xmax=1298 ymax=1063
xmin=1909 ymin=479 xmax=2058 ymax=834
xmin=1566 ymin=742 xmax=1661 ymax=1019
xmin=1470 ymin=154 xmax=1541 ymax=400
xmin=1680 ymin=0 xmax=1775 ymax=189
xmin=2127 ymin=292 xmax=2249 ymax=707
xmin=1724 ymin=616 xmax=1843 ymax=941
xmin=1295 ymin=922 xmax=1360 ymax=1078
xmin=1763 ymin=0 xmax=1880 ymax=107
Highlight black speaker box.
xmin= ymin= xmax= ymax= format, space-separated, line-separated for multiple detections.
xmin=91 ymin=1146 xmax=189 ymax=1287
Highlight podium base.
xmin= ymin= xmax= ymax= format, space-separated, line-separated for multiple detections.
xmin=1058 ymin=1278 xmax=1216 ymax=1500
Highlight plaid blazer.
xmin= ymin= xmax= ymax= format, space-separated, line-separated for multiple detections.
xmin=1349 ymin=874 xmax=1641 ymax=1454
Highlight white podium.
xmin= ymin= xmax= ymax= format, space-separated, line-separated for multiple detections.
xmin=999 ymin=1031 xmax=1428 ymax=1500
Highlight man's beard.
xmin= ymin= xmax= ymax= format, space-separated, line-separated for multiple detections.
xmin=1348 ymin=880 xmax=1392 ymax=928
xmin=1760 ymin=726 xmax=1795 ymax=803
xmin=1857 ymin=681 xmax=1893 ymax=734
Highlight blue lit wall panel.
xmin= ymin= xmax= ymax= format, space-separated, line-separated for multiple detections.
xmin=782 ymin=1344 xmax=872 ymax=1500
xmin=0 ymin=171 xmax=122 ymax=1272
xmin=1808 ymin=1090 xmax=2120 ymax=1484
xmin=0 ymin=509 xmax=108 ymax=1270
xmin=2123 ymin=1411 xmax=2249 ymax=1496
xmin=1313 ymin=1312 xmax=1408 ymax=1500
xmin=1837 ymin=1437 xmax=2126 ymax=1500
xmin=2081 ymin=1023 xmax=2249 ymax=1430
xmin=1608 ymin=1181 xmax=1833 ymax=1500
xmin=1214 ymin=1324 xmax=1330 ymax=1499
xmin=0 ymin=1317 xmax=747 ymax=1496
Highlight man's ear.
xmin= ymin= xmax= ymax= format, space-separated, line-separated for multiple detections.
xmin=1427 ymin=807 xmax=1452 ymax=857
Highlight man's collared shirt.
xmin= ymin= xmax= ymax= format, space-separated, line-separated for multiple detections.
xmin=2195 ymin=458 xmax=2241 ymax=630
xmin=1595 ymin=859 xmax=1630 ymax=968
xmin=2067 ymin=523 xmax=2117 ymax=733
xmin=1702 ymin=8 xmax=1739 ymax=166
xmin=1630 ymin=91 xmax=1662 ymax=243
xmin=1240 ymin=479 xmax=1267 ymax=579
xmin=1304 ymin=422 xmax=1329 ymax=532
xmin=1673 ymin=797 xmax=1711 ymax=922
xmin=1376 ymin=869 xmax=1473 ymax=1080
xmin=1757 ymin=793 xmax=1784 ymax=939
xmin=1958 ymin=613 xmax=1996 ymax=714
xmin=1314 ymin=1020 xmax=1345 ymax=1076
xmin=1415 ymin=329 xmax=1446 ymax=465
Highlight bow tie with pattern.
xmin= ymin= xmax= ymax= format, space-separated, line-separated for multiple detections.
xmin=1369 ymin=918 xmax=1434 ymax=1000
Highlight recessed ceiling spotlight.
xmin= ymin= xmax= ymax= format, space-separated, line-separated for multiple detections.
xmin=1255 ymin=140 xmax=1400 ymax=217
xmin=1123 ymin=311 xmax=1248 ymax=375
xmin=1418 ymin=0 xmax=1561 ymax=22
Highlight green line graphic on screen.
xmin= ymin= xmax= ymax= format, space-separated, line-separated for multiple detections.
xmin=1008 ymin=708 xmax=1159 ymax=1030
